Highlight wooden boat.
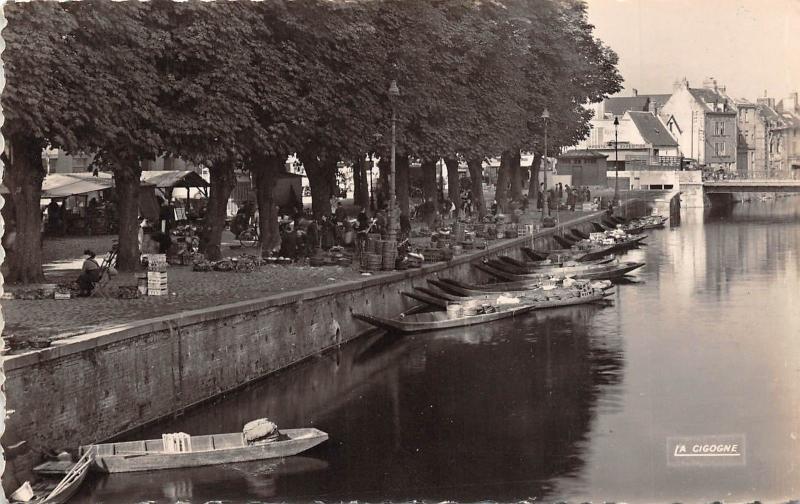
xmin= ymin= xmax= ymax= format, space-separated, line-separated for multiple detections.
xmin=569 ymin=233 xmax=648 ymax=253
xmin=405 ymin=282 xmax=614 ymax=308
xmin=486 ymin=257 xmax=617 ymax=276
xmin=634 ymin=215 xmax=668 ymax=230
xmin=508 ymin=254 xmax=613 ymax=270
xmin=429 ymin=278 xmax=553 ymax=295
xmin=354 ymin=287 xmax=612 ymax=334
xmin=82 ymin=428 xmax=328 ymax=473
xmin=553 ymin=234 xmax=579 ymax=248
xmin=494 ymin=255 xmax=615 ymax=274
xmin=25 ymin=448 xmax=94 ymax=504
xmin=475 ymin=260 xmax=644 ymax=281
xmin=521 ymin=244 xmax=616 ymax=262
xmin=570 ymin=229 xmax=591 ymax=240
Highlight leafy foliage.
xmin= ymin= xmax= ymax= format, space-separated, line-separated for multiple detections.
xmin=2 ymin=0 xmax=621 ymax=278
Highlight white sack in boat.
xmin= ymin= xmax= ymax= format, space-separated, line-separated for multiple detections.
xmin=495 ymin=295 xmax=520 ymax=305
xmin=243 ymin=418 xmax=279 ymax=443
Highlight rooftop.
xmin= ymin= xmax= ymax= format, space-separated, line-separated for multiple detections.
xmin=604 ymin=96 xmax=650 ymax=116
xmin=559 ymin=149 xmax=608 ymax=159
xmin=627 ymin=111 xmax=679 ymax=147
xmin=689 ymin=87 xmax=735 ymax=113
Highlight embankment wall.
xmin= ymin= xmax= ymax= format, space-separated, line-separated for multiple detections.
xmin=3 ymin=200 xmax=650 ymax=487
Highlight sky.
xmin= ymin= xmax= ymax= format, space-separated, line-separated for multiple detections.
xmin=585 ymin=0 xmax=800 ymax=101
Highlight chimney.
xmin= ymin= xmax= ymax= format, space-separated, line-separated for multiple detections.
xmin=632 ymin=88 xmax=638 ymax=97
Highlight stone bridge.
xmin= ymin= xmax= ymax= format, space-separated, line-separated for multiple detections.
xmin=703 ymin=176 xmax=800 ymax=206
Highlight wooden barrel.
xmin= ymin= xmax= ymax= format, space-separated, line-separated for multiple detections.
xmin=364 ymin=253 xmax=382 ymax=271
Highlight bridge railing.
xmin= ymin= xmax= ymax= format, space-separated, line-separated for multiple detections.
xmin=703 ymin=170 xmax=800 ymax=182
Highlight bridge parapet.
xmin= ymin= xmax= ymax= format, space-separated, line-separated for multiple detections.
xmin=704 ymin=170 xmax=800 ymax=182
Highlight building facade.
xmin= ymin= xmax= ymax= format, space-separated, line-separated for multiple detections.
xmin=776 ymin=92 xmax=800 ymax=171
xmin=660 ymin=78 xmax=737 ymax=172
xmin=736 ymin=98 xmax=790 ymax=175
xmin=573 ymin=110 xmax=680 ymax=171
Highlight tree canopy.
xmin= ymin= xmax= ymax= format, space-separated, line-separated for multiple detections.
xmin=2 ymin=0 xmax=621 ymax=280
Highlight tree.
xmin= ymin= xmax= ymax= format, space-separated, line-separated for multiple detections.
xmin=151 ymin=1 xmax=262 ymax=260
xmin=1 ymin=3 xmax=79 ymax=283
xmin=60 ymin=1 xmax=167 ymax=271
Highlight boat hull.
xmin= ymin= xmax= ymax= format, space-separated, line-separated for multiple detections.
xmin=353 ymin=291 xmax=611 ymax=334
xmin=491 ymin=256 xmax=615 ymax=275
xmin=475 ymin=261 xmax=644 ymax=281
xmin=85 ymin=428 xmax=328 ymax=473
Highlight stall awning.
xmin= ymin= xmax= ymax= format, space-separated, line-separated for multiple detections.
xmin=41 ymin=173 xmax=114 ymax=198
xmin=35 ymin=170 xmax=209 ymax=198
xmin=140 ymin=170 xmax=209 ymax=188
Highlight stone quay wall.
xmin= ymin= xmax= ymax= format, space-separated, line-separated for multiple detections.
xmin=3 ymin=201 xmax=650 ymax=483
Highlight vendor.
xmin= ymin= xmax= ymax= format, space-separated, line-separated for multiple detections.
xmin=77 ymin=249 xmax=102 ymax=297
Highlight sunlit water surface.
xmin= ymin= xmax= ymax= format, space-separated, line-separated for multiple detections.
xmin=78 ymin=199 xmax=800 ymax=503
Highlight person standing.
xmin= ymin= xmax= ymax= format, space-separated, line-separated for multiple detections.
xmin=320 ymin=214 xmax=336 ymax=250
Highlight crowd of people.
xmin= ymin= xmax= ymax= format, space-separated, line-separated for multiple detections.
xmin=229 ymin=197 xmax=404 ymax=262
xmin=536 ymin=183 xmax=592 ymax=214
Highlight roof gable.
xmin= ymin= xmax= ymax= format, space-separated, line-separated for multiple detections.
xmin=627 ymin=112 xmax=678 ymax=147
xmin=604 ymin=96 xmax=650 ymax=116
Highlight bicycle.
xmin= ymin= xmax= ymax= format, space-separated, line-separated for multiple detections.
xmin=238 ymin=225 xmax=260 ymax=248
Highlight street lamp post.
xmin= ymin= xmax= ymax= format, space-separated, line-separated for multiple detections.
xmin=613 ymin=116 xmax=619 ymax=209
xmin=368 ymin=157 xmax=375 ymax=213
xmin=541 ymin=107 xmax=550 ymax=219
xmin=387 ymin=80 xmax=400 ymax=243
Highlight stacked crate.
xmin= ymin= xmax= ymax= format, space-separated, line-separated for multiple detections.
xmin=147 ymin=254 xmax=168 ymax=296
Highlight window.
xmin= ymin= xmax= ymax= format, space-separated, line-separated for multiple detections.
xmin=715 ymin=121 xmax=726 ymax=136
xmin=664 ymin=184 xmax=674 ymax=190
xmin=715 ymin=142 xmax=726 ymax=156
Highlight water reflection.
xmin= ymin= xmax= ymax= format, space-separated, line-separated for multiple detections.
xmin=80 ymin=298 xmax=623 ymax=502
xmin=78 ymin=198 xmax=800 ymax=502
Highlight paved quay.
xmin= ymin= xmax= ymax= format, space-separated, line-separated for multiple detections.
xmin=1 ymin=207 xmax=607 ymax=348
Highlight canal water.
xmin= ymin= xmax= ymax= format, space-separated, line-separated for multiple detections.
xmin=78 ymin=198 xmax=800 ymax=503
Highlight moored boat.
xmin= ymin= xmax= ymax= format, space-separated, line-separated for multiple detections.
xmin=81 ymin=425 xmax=328 ymax=473
xmin=354 ymin=285 xmax=612 ymax=334
xmin=475 ymin=260 xmax=644 ymax=281
xmin=405 ymin=280 xmax=614 ymax=308
xmin=493 ymin=255 xmax=615 ymax=274
xmin=521 ymin=243 xmax=617 ymax=262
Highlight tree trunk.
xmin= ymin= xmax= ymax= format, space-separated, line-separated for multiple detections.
xmin=113 ymin=160 xmax=143 ymax=272
xmin=396 ymin=154 xmax=410 ymax=217
xmin=201 ymin=159 xmax=236 ymax=261
xmin=510 ymin=150 xmax=522 ymax=201
xmin=528 ymin=153 xmax=542 ymax=206
xmin=495 ymin=150 xmax=511 ymax=212
xmin=421 ymin=159 xmax=438 ymax=203
xmin=445 ymin=157 xmax=460 ymax=206
xmin=328 ymin=160 xmax=339 ymax=198
xmin=467 ymin=158 xmax=486 ymax=218
xmin=300 ymin=150 xmax=335 ymax=220
xmin=3 ymin=134 xmax=46 ymax=284
xmin=250 ymin=154 xmax=282 ymax=258
xmin=378 ymin=156 xmax=389 ymax=209
xmin=353 ymin=156 xmax=370 ymax=210
xmin=420 ymin=158 xmax=438 ymax=225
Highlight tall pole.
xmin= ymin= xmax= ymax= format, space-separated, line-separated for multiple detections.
xmin=614 ymin=116 xmax=619 ymax=207
xmin=388 ymin=105 xmax=397 ymax=242
xmin=541 ymin=107 xmax=550 ymax=219
xmin=387 ymin=80 xmax=400 ymax=243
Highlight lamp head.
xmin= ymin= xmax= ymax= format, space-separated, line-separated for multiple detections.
xmin=613 ymin=116 xmax=619 ymax=127
xmin=541 ymin=107 xmax=550 ymax=120
xmin=388 ymin=80 xmax=400 ymax=98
